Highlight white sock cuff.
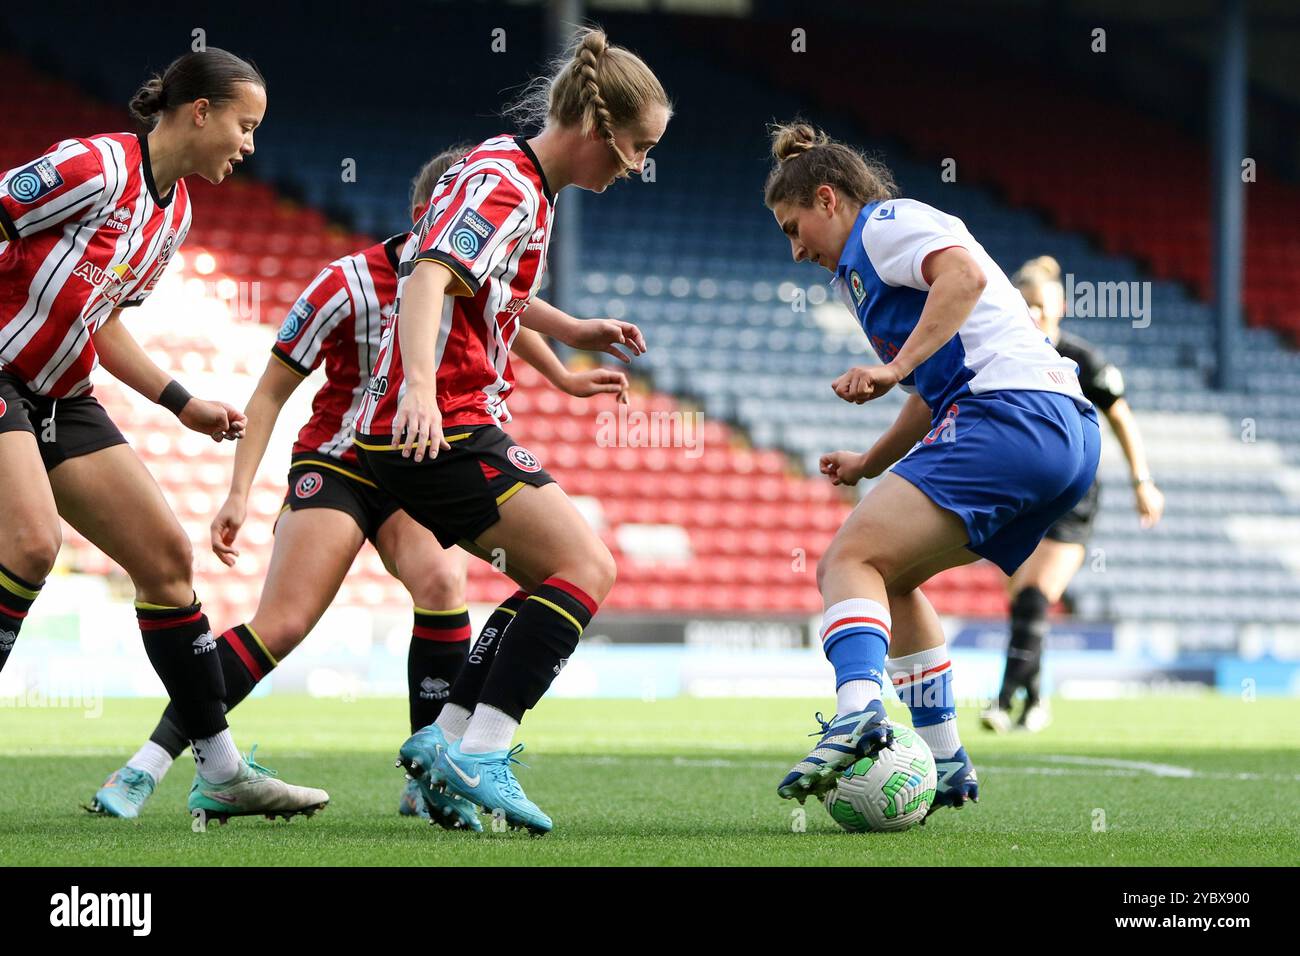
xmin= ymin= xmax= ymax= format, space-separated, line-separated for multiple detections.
xmin=836 ymin=679 xmax=881 ymax=716
xmin=460 ymin=704 xmax=520 ymax=755
xmin=192 ymin=729 xmax=242 ymax=784
xmin=435 ymin=703 xmax=472 ymax=742
xmin=887 ymin=643 xmax=950 ymax=680
xmin=916 ymin=718 xmax=963 ymax=760
xmin=820 ymin=598 xmax=892 ymax=643
xmin=126 ymin=740 xmax=175 ymax=785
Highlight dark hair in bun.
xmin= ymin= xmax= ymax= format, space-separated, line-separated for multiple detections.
xmin=129 ymin=47 xmax=265 ymax=127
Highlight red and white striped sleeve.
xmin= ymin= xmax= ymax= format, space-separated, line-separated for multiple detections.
xmin=270 ymin=264 xmax=354 ymax=376
xmin=409 ymin=161 xmax=538 ymax=296
xmin=0 ymin=139 xmax=108 ymax=243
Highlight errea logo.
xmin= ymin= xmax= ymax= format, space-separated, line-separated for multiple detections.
xmin=50 ymin=886 xmax=151 ymax=936
xmin=105 ymin=206 xmax=132 ymax=232
xmin=419 ymin=676 xmax=450 ymax=700
xmin=526 ymin=227 xmax=546 ymax=251
xmin=192 ymin=631 xmax=217 ymax=654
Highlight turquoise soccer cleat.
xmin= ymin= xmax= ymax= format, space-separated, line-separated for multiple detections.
xmin=396 ymin=723 xmax=446 ymax=783
xmin=399 ymin=777 xmax=431 ymax=819
xmin=86 ymin=766 xmax=156 ymax=819
xmin=777 ymin=702 xmax=895 ymax=802
xmin=396 ymin=724 xmax=485 ymax=832
xmin=415 ymin=776 xmax=485 ymax=832
xmin=434 ymin=741 xmax=552 ymax=835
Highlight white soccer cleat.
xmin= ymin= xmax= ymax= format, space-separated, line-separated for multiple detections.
xmin=187 ymin=748 xmax=329 ymax=823
xmin=1019 ymin=701 xmax=1051 ymax=734
xmin=979 ymin=705 xmax=1013 ymax=734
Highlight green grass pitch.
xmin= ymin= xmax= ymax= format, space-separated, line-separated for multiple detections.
xmin=2 ymin=695 xmax=1297 ymax=866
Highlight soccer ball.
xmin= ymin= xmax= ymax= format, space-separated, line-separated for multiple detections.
xmin=822 ymin=725 xmax=937 ymax=833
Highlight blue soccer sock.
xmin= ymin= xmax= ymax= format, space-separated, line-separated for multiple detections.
xmin=819 ymin=598 xmax=890 ymax=714
xmin=888 ymin=645 xmax=961 ymax=758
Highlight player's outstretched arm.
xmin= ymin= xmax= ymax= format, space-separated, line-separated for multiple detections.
xmin=210 ymin=357 xmax=306 ymax=566
xmin=92 ymin=310 xmax=246 ymax=442
xmin=520 ymin=298 xmax=646 ymax=363
xmin=1103 ymin=397 xmax=1164 ymax=528
xmin=511 ymin=327 xmax=629 ymax=402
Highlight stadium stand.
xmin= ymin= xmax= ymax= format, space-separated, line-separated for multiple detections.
xmin=5 ymin=2 xmax=1300 ymax=633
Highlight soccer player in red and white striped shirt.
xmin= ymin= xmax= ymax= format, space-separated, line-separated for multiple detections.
xmin=356 ymin=27 xmax=671 ymax=833
xmin=90 ymin=145 xmax=630 ymax=826
xmin=0 ymin=48 xmax=327 ymax=820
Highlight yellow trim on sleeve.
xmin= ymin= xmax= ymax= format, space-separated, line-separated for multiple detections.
xmin=242 ymin=623 xmax=279 ymax=667
xmin=270 ymin=350 xmax=310 ymax=377
xmin=526 ymin=595 xmax=584 ymax=635
xmin=0 ymin=220 xmax=11 ymax=243
xmin=412 ymin=253 xmax=475 ymax=297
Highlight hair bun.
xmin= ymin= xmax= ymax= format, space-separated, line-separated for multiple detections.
xmin=128 ymin=76 xmax=167 ymax=124
xmin=1031 ymin=255 xmax=1062 ymax=281
xmin=770 ymin=121 xmax=825 ymax=164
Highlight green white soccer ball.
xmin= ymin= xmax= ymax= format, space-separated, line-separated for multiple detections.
xmin=823 ymin=725 xmax=937 ymax=833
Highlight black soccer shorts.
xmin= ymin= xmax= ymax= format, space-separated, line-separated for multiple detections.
xmin=354 ymin=424 xmax=555 ymax=549
xmin=0 ymin=370 xmax=128 ymax=471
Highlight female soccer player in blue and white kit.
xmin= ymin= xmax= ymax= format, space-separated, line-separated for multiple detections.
xmin=764 ymin=123 xmax=1100 ymax=814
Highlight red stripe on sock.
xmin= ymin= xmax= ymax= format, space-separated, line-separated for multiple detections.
xmin=892 ymin=660 xmax=951 ymax=687
xmin=0 ymin=600 xmax=28 ymax=620
xmin=223 ymin=629 xmax=265 ymax=682
xmin=822 ymin=616 xmax=892 ymax=640
xmin=137 ymin=610 xmax=203 ymax=631
xmin=412 ymin=624 xmax=472 ymax=642
xmin=542 ymin=577 xmax=598 ymax=617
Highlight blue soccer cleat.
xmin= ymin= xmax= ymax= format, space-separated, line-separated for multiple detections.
xmin=86 ymin=766 xmax=156 ymax=819
xmin=399 ymin=777 xmax=431 ymax=819
xmin=395 ymin=724 xmax=485 ymax=832
xmin=927 ymin=746 xmax=980 ymax=817
xmin=778 ymin=702 xmax=895 ymax=802
xmin=396 ymin=723 xmax=446 ymax=783
xmin=435 ymin=741 xmax=552 ymax=835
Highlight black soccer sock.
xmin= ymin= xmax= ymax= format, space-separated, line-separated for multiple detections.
xmin=479 ymin=578 xmax=597 ymax=721
xmin=998 ymin=586 xmax=1049 ymax=710
xmin=148 ymin=624 xmax=276 ymax=758
xmin=0 ymin=562 xmax=43 ymax=674
xmin=136 ymin=596 xmax=227 ymax=740
xmin=408 ymin=605 xmax=471 ymax=732
xmin=445 ymin=590 xmax=528 ymax=715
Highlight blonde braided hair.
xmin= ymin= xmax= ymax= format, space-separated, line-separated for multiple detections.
xmin=506 ymin=26 xmax=670 ymax=178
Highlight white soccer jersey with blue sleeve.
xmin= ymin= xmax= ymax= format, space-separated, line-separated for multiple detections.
xmin=832 ymin=198 xmax=1087 ymax=416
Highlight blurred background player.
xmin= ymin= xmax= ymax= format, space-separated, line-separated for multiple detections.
xmin=357 ymin=26 xmax=670 ymax=834
xmin=88 ymin=143 xmax=631 ymax=826
xmin=0 ymin=48 xmax=328 ymax=820
xmin=765 ymin=123 xmax=1101 ymax=814
xmin=981 ymin=255 xmax=1164 ymax=734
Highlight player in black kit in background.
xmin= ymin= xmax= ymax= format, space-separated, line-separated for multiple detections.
xmin=981 ymin=257 xmax=1165 ymax=734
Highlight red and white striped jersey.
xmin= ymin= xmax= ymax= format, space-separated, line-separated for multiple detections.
xmin=354 ymin=135 xmax=555 ymax=437
xmin=0 ymin=132 xmax=191 ymax=398
xmin=271 ymin=234 xmax=404 ymax=466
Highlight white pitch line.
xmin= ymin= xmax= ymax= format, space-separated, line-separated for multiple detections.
xmin=1039 ymin=754 xmax=1196 ymax=777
